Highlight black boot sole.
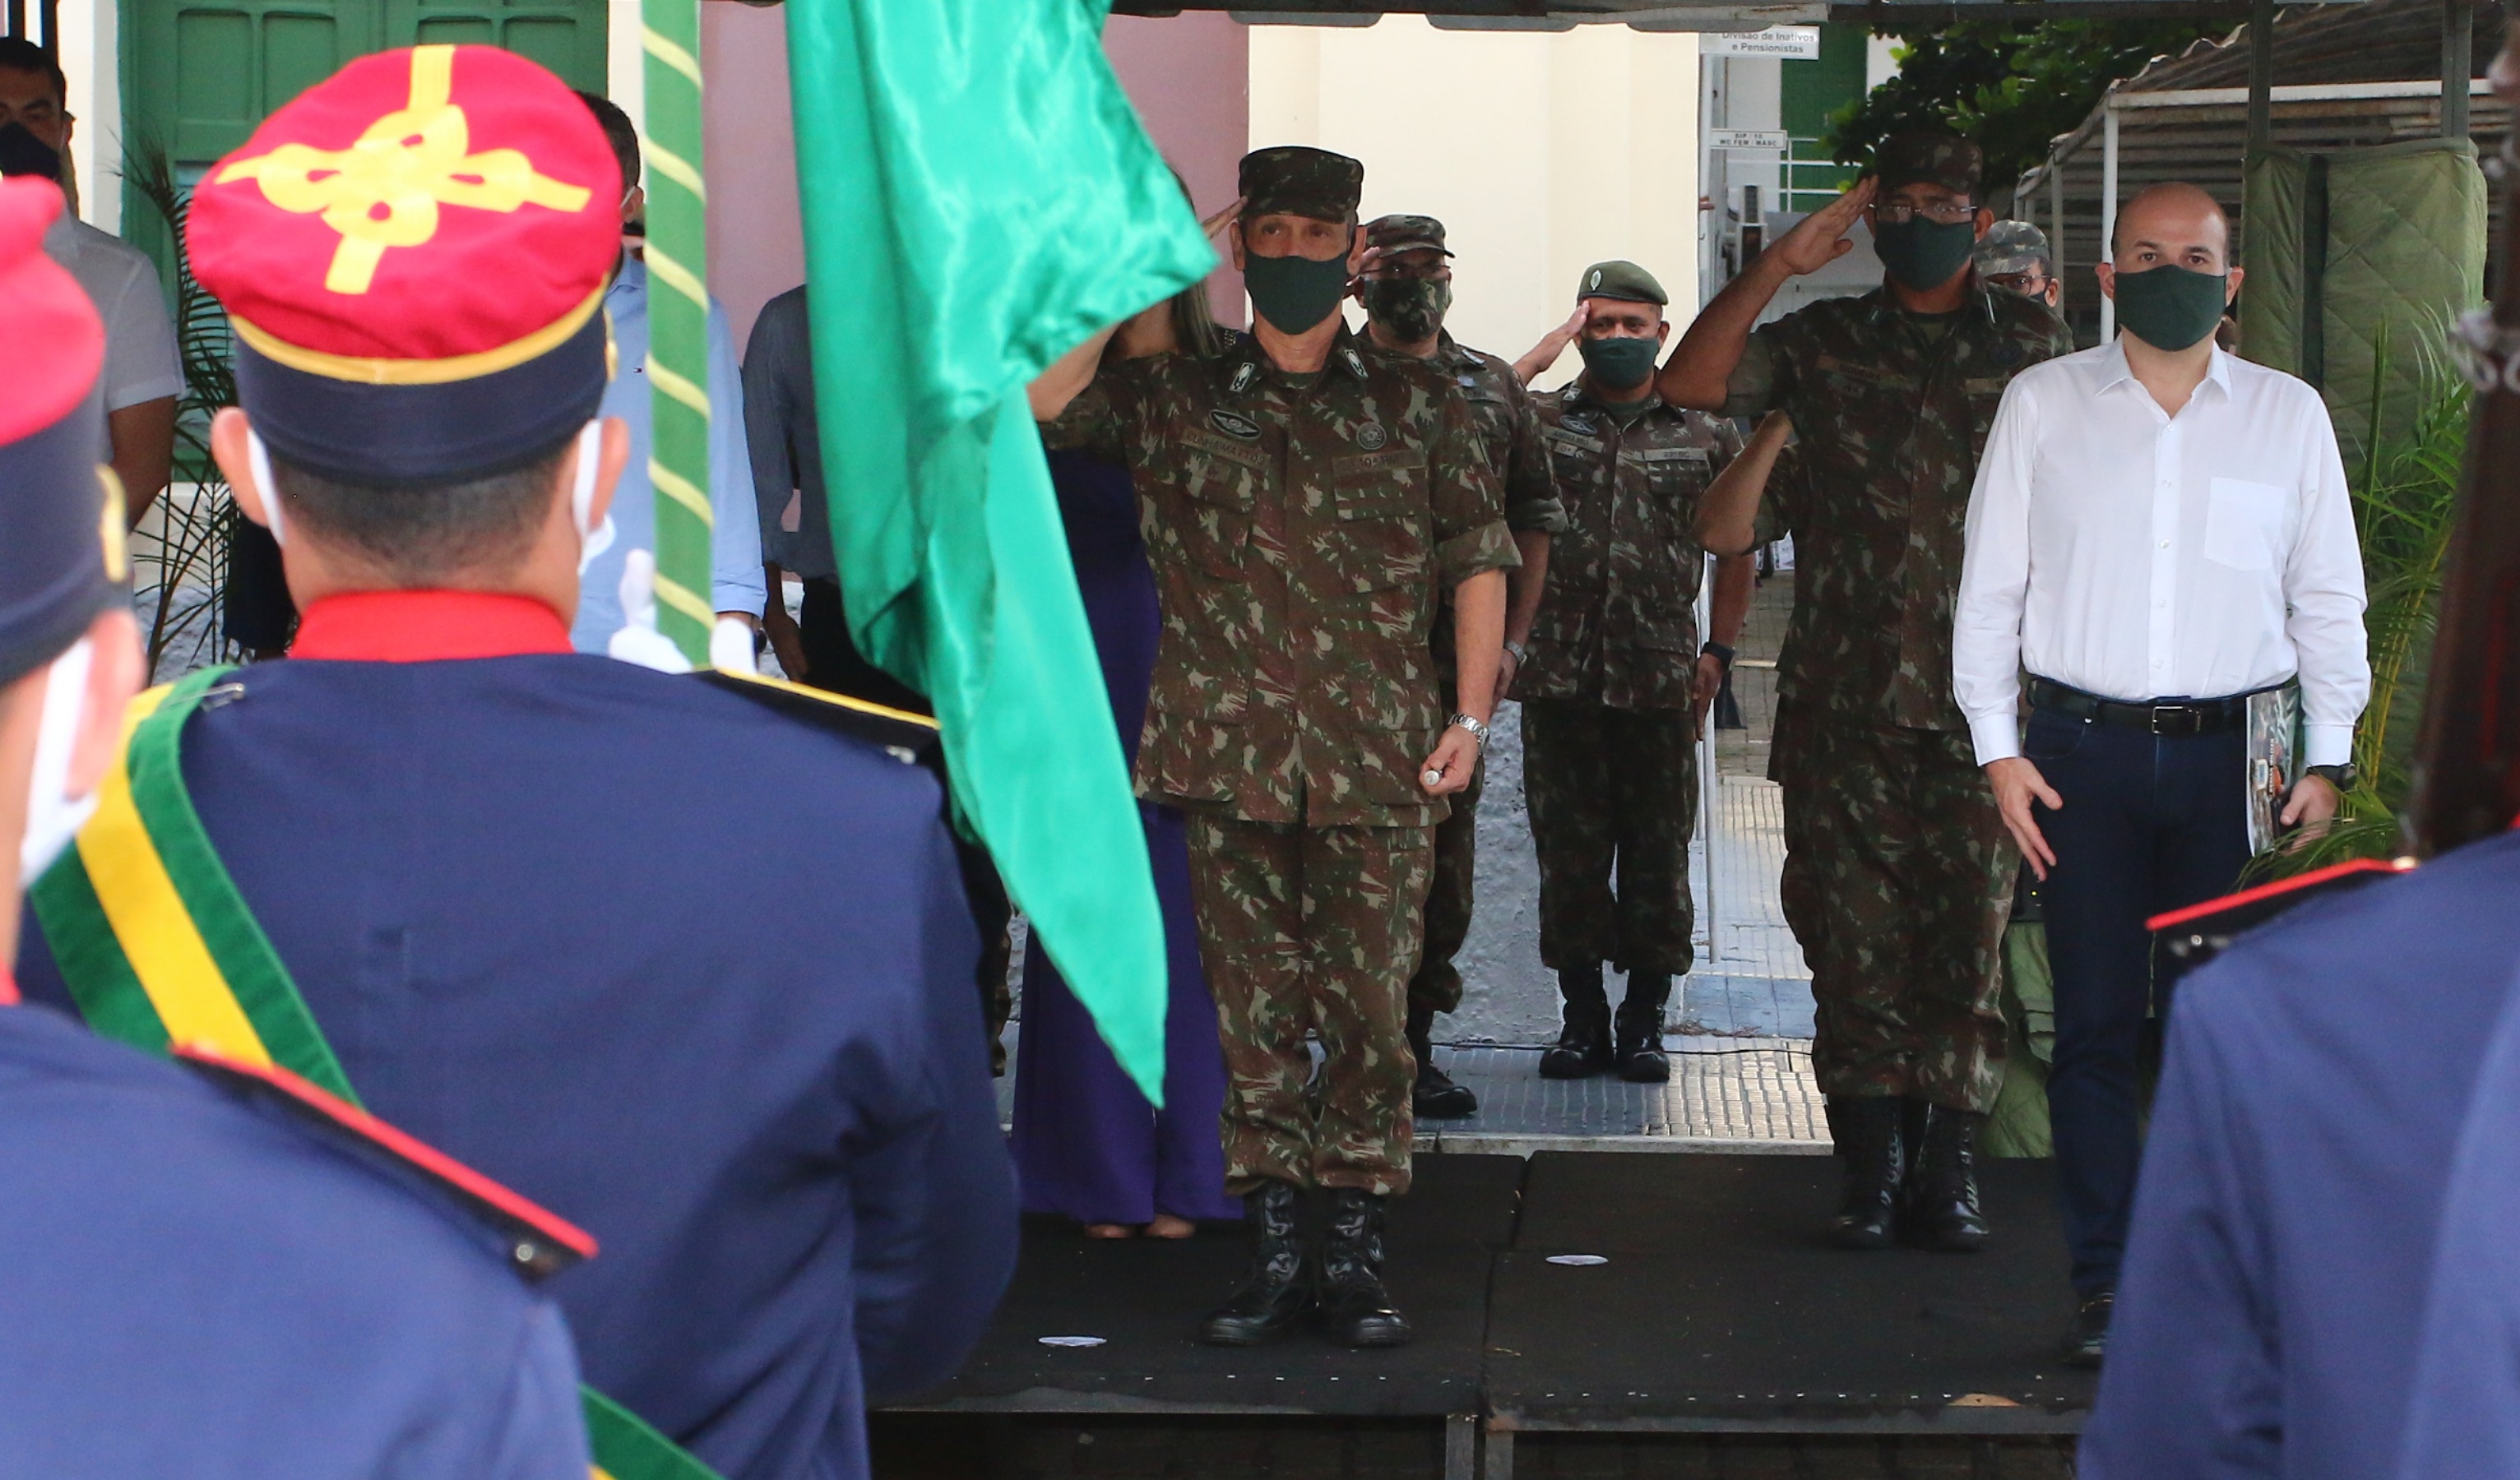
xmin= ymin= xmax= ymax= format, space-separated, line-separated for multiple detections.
xmin=1827 ymin=1218 xmax=1897 ymax=1251
xmin=1903 ymin=1221 xmax=1989 ymax=1254
xmin=1538 ymin=1050 xmax=1610 ymax=1080
xmin=1616 ymin=1052 xmax=1670 ymax=1084
xmin=1199 ymin=1311 xmax=1312 ymax=1347
xmin=1328 ymin=1316 xmax=1413 ymax=1348
xmin=1414 ymin=1085 xmax=1480 ymax=1118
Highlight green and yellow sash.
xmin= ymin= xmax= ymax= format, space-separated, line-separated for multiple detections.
xmin=30 ymin=666 xmax=720 ymax=1480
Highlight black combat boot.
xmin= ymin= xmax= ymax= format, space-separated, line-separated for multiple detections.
xmin=1199 ymin=1181 xmax=1313 ymax=1346
xmin=1902 ymin=1104 xmax=1990 ymax=1252
xmin=1318 ymin=1188 xmax=1412 ymax=1348
xmin=1824 ymin=1095 xmax=1905 ymax=1250
xmin=1614 ymin=973 xmax=1672 ymax=1083
xmin=1408 ymin=1004 xmax=1479 ymax=1119
xmin=1539 ymin=964 xmax=1614 ymax=1080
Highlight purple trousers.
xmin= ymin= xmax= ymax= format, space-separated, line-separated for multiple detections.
xmin=1011 ymin=802 xmax=1239 ymax=1224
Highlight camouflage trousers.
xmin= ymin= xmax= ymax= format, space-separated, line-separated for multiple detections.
xmin=1185 ymin=813 xmax=1434 ymax=1197
xmin=1772 ymin=706 xmax=2014 ymax=1113
xmin=1522 ymin=700 xmax=1700 ymax=975
xmin=1406 ymin=752 xmax=1484 ymax=1017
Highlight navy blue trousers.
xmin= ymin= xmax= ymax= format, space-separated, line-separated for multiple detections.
xmin=2022 ymin=705 xmax=2254 ymax=1297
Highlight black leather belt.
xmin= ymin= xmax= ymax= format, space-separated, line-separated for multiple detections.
xmin=2027 ymin=677 xmax=2263 ymax=738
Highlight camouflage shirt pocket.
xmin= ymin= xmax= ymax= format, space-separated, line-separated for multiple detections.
xmin=1324 ymin=451 xmax=1432 ymax=594
xmin=1170 ymin=427 xmax=1264 ymax=576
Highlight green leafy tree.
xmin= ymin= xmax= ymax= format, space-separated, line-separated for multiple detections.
xmin=1823 ymin=21 xmax=2226 ymax=200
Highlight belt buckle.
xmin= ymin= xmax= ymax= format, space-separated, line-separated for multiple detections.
xmin=2150 ymin=704 xmax=2198 ymax=737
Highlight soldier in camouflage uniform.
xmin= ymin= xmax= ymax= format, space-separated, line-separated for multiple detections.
xmin=1355 ymin=212 xmax=1567 ymax=1122
xmin=1519 ymin=261 xmax=1756 ymax=1085
xmin=1974 ymin=220 xmax=2061 ymax=311
xmin=1659 ymin=134 xmax=2074 ymax=1251
xmin=1032 ymin=147 xmax=1517 ymax=1349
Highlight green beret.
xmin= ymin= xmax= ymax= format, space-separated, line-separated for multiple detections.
xmin=1576 ymin=259 xmax=1666 ymax=307
xmin=1239 ymin=146 xmax=1363 ymax=224
xmin=1364 ymin=214 xmax=1450 ymax=257
xmin=1876 ymin=132 xmax=1981 ymax=198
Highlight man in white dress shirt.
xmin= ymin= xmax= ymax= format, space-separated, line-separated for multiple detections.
xmin=1952 ymin=183 xmax=2368 ymax=1366
xmin=1 ymin=38 xmax=181 ymax=523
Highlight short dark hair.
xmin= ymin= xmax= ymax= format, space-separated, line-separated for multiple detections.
xmin=575 ymin=90 xmax=638 ymax=192
xmin=0 ymin=38 xmax=67 ymax=103
xmin=271 ymin=442 xmax=571 ymax=583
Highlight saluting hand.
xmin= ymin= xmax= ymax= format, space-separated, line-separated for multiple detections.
xmin=1985 ymin=756 xmax=2062 ymax=881
xmin=1200 ymin=197 xmax=1244 ymax=240
xmin=1768 ymin=177 xmax=1877 ymax=278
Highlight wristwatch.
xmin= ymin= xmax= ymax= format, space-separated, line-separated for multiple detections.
xmin=2303 ymin=762 xmax=2359 ymax=792
xmin=1448 ymin=713 xmax=1491 ymax=747
xmin=1503 ymin=640 xmax=1528 ymax=664
xmin=1702 ymin=641 xmax=1736 ymax=670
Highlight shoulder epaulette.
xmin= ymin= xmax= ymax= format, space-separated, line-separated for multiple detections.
xmin=2148 ymin=856 xmax=2418 ymax=969
xmin=174 ymin=1044 xmax=596 ymax=1281
xmin=694 ymin=667 xmax=940 ymax=764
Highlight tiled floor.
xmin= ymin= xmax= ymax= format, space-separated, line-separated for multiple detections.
xmin=1418 ymin=1039 xmax=1827 ymax=1152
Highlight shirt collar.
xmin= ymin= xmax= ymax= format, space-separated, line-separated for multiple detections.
xmin=1221 ymin=326 xmax=1373 ymax=391
xmin=1565 ymin=376 xmax=1664 ymax=417
xmin=2094 ymin=337 xmax=2235 ymax=400
xmin=292 ymin=591 xmax=575 ymax=662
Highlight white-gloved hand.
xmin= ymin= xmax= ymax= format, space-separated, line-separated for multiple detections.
xmin=709 ymin=615 xmax=757 ymax=675
xmin=607 ymin=548 xmax=693 ymax=674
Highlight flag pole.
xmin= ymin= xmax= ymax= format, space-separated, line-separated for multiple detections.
xmin=641 ymin=0 xmax=713 ymax=664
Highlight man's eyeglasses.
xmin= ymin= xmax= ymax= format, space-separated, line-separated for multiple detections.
xmin=1873 ymin=201 xmax=1977 ymax=226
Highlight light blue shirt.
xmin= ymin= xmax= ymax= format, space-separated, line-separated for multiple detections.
xmin=573 ymin=253 xmax=767 ymax=653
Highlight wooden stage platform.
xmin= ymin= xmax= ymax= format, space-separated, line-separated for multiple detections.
xmin=875 ymin=1152 xmax=2092 ymax=1478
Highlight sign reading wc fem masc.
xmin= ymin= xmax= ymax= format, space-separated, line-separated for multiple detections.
xmin=1705 ymin=26 xmax=1821 ymax=58
xmin=1708 ymin=130 xmax=1790 ymax=151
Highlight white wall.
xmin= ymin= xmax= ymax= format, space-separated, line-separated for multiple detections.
xmin=1248 ymin=16 xmax=1700 ymax=388
xmin=51 ymin=0 xmax=117 ymax=230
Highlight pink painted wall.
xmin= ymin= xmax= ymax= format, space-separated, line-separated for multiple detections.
xmin=700 ymin=7 xmax=1250 ymax=346
xmin=702 ymin=2 xmax=806 ymax=350
xmin=1102 ymin=12 xmax=1249 ymax=326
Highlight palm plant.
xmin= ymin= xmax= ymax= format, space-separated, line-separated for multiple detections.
xmin=2248 ymin=326 xmax=2467 ymax=877
xmin=122 ymin=140 xmax=243 ymax=681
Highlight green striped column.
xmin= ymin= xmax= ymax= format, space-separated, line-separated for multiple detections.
xmin=641 ymin=0 xmax=713 ymax=664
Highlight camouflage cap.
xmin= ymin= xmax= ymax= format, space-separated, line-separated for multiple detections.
xmin=1575 ymin=259 xmax=1666 ymax=306
xmin=1973 ymin=220 xmax=2053 ymax=278
xmin=1239 ymin=146 xmax=1364 ymax=223
xmin=1876 ymin=132 xmax=1981 ymax=198
xmin=1365 ymin=213 xmax=1451 ymax=257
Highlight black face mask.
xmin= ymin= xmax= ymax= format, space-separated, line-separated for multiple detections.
xmin=1873 ymin=216 xmax=1976 ymax=293
xmin=0 ymin=121 xmax=61 ymax=182
xmin=1244 ymin=234 xmax=1355 ymax=335
xmin=2110 ymin=264 xmax=2229 ymax=352
xmin=1362 ymin=276 xmax=1451 ymax=343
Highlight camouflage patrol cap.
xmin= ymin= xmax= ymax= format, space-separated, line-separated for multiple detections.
xmin=1876 ymin=132 xmax=1981 ymax=198
xmin=1239 ymin=146 xmax=1364 ymax=223
xmin=1575 ymin=260 xmax=1667 ymax=307
xmin=1365 ymin=214 xmax=1451 ymax=257
xmin=1973 ymin=220 xmax=2054 ymax=278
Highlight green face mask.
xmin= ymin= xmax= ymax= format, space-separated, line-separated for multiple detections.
xmin=2110 ymin=264 xmax=2228 ymax=352
xmin=1578 ymin=332 xmax=1661 ymax=392
xmin=1873 ymin=217 xmax=1977 ymax=293
xmin=1244 ymin=242 xmax=1354 ymax=335
xmin=1362 ymin=277 xmax=1452 ymax=344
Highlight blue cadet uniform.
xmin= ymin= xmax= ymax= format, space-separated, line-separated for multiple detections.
xmin=2396 ymin=974 xmax=2520 ymax=1479
xmin=13 ymin=47 xmax=1015 ymax=1480
xmin=2081 ymin=835 xmax=2520 ymax=1480
xmin=0 ymin=174 xmax=591 ymax=1479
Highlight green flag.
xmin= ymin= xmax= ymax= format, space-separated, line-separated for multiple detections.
xmin=783 ymin=0 xmax=1212 ymax=1100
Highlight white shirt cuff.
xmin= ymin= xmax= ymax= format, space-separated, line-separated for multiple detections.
xmin=2304 ymin=723 xmax=2355 ymax=770
xmin=1968 ymin=712 xmax=2022 ymax=766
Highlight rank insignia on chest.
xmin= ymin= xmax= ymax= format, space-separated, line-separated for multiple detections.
xmin=1457 ymin=373 xmax=1479 ymax=388
xmin=1995 ymin=342 xmax=2024 ymax=367
xmin=1230 ymin=362 xmax=1259 ymax=394
xmin=1341 ymin=347 xmax=1368 ymax=377
xmin=1562 ymin=414 xmax=1598 ymax=436
xmin=1355 ymin=423 xmax=1388 ymax=451
xmin=1209 ymin=409 xmax=1262 ymax=442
